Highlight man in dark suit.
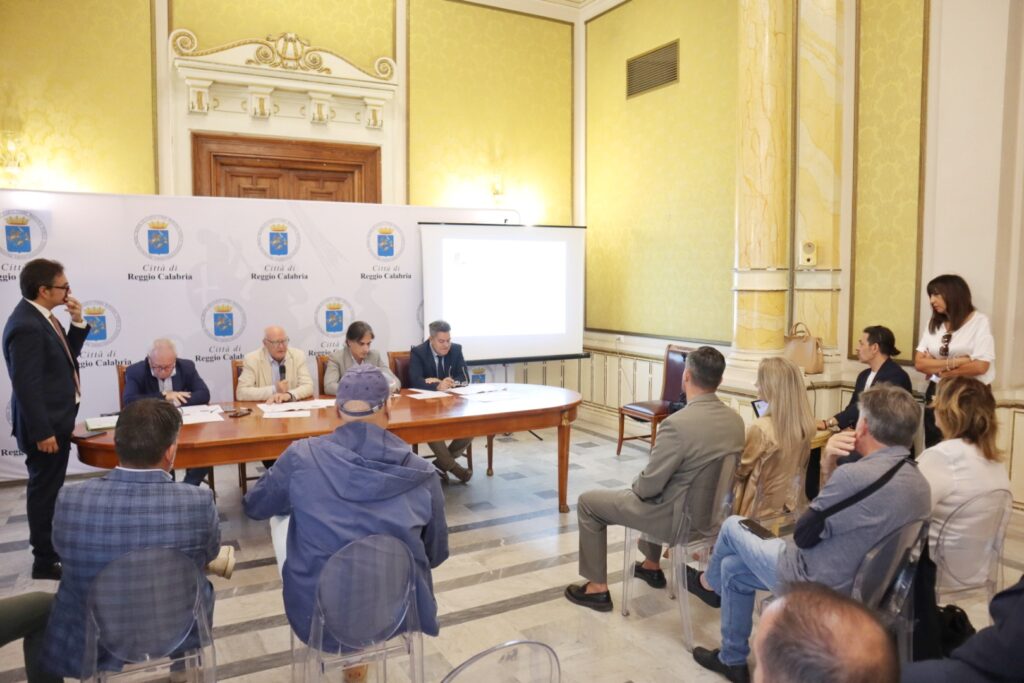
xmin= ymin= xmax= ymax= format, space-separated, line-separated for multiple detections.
xmin=2 ymin=259 xmax=89 ymax=581
xmin=821 ymin=325 xmax=913 ymax=431
xmin=408 ymin=320 xmax=472 ymax=482
xmin=123 ymin=338 xmax=212 ymax=486
xmin=42 ymin=399 xmax=220 ymax=679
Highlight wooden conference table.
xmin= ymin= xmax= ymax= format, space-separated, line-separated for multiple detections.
xmin=73 ymin=384 xmax=583 ymax=513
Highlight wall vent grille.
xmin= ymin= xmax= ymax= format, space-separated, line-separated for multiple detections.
xmin=626 ymin=41 xmax=679 ymax=98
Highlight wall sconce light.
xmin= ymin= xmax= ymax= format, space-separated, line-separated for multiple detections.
xmin=1 ymin=131 xmax=28 ymax=176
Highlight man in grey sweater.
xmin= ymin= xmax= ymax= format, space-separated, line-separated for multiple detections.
xmin=689 ymin=384 xmax=931 ymax=683
xmin=564 ymin=346 xmax=745 ymax=612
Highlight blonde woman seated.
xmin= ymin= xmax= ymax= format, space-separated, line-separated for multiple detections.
xmin=917 ymin=377 xmax=1010 ymax=589
xmin=733 ymin=357 xmax=816 ymax=518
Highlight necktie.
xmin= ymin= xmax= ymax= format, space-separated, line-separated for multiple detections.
xmin=436 ymin=355 xmax=444 ymax=378
xmin=49 ymin=315 xmax=81 ymax=396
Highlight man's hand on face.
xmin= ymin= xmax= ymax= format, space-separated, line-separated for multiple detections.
xmin=65 ymin=296 xmax=84 ymax=324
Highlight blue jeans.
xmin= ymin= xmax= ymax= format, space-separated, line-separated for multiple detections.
xmin=704 ymin=516 xmax=786 ymax=666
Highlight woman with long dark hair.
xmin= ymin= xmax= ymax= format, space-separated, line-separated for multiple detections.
xmin=914 ymin=274 xmax=995 ymax=447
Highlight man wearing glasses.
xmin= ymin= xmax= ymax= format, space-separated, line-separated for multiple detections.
xmin=2 ymin=258 xmax=89 ymax=581
xmin=122 ymin=338 xmax=212 ymax=486
xmin=237 ymin=326 xmax=314 ymax=404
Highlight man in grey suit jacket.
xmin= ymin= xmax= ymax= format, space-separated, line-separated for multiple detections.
xmin=565 ymin=346 xmax=745 ymax=612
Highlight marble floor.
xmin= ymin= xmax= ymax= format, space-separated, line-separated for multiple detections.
xmin=0 ymin=409 xmax=1021 ymax=682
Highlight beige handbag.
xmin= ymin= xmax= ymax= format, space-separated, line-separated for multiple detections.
xmin=784 ymin=322 xmax=824 ymax=374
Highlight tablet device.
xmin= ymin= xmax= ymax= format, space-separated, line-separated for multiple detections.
xmin=752 ymin=400 xmax=769 ymax=418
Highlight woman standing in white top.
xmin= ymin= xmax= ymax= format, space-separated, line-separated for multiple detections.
xmin=917 ymin=377 xmax=1009 ymax=589
xmin=914 ymin=274 xmax=996 ymax=447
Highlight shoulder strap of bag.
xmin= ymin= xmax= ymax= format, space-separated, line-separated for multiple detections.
xmin=816 ymin=457 xmax=912 ymax=520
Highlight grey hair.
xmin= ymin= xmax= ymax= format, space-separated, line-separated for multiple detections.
xmin=428 ymin=320 xmax=451 ymax=337
xmin=858 ymin=384 xmax=920 ymax=448
xmin=684 ymin=346 xmax=726 ymax=391
xmin=148 ymin=338 xmax=177 ymax=357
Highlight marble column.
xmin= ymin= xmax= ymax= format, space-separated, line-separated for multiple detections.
xmin=732 ymin=0 xmax=794 ymax=366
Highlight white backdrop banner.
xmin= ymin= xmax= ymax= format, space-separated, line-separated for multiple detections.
xmin=0 ymin=189 xmax=515 ymax=481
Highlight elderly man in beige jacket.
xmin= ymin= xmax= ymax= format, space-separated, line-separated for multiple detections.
xmin=565 ymin=346 xmax=745 ymax=612
xmin=236 ymin=326 xmax=314 ymax=403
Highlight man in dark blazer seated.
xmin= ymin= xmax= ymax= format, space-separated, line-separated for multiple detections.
xmin=408 ymin=320 xmax=473 ymax=482
xmin=41 ymin=399 xmax=220 ymax=679
xmin=123 ymin=338 xmax=212 ymax=486
xmin=2 ymin=258 xmax=89 ymax=581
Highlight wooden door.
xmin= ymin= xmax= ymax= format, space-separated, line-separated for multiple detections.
xmin=192 ymin=133 xmax=381 ymax=203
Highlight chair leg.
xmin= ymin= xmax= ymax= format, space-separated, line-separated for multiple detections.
xmin=238 ymin=463 xmax=248 ymax=495
xmin=205 ymin=468 xmax=216 ymax=498
xmin=673 ymin=541 xmax=696 ymax=651
xmin=650 ymin=418 xmax=659 ymax=451
xmin=466 ymin=442 xmax=474 ymax=471
xmin=616 ymin=411 xmax=625 ymax=455
xmin=486 ymin=434 xmax=495 ymax=476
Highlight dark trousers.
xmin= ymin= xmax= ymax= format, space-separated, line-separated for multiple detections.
xmin=924 ymin=381 xmax=941 ymax=448
xmin=0 ymin=592 xmax=62 ymax=683
xmin=22 ymin=437 xmax=71 ymax=567
xmin=182 ymin=467 xmax=212 ymax=486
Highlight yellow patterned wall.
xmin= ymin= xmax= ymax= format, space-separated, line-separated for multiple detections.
xmin=0 ymin=0 xmax=155 ymax=194
xmin=586 ymin=0 xmax=737 ymax=341
xmin=408 ymin=0 xmax=572 ymax=226
xmin=851 ymin=0 xmax=927 ymax=355
xmin=172 ymin=0 xmax=395 ymax=74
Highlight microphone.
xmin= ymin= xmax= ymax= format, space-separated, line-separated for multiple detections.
xmin=280 ymin=364 xmax=287 ymax=379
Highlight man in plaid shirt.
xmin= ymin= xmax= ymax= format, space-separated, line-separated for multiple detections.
xmin=41 ymin=399 xmax=221 ymax=679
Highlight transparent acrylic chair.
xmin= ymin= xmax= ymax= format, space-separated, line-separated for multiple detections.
xmin=747 ymin=447 xmax=812 ymax=536
xmin=934 ymin=489 xmax=1012 ymax=620
xmin=441 ymin=640 xmax=560 ymax=683
xmin=82 ymin=547 xmax=216 ymax=682
xmin=851 ymin=518 xmax=929 ymax=663
xmin=620 ymin=452 xmax=740 ymax=651
xmin=299 ymin=534 xmax=424 ymax=683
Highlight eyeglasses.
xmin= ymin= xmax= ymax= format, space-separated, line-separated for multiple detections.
xmin=47 ymin=283 xmax=71 ymax=292
xmin=264 ymin=338 xmax=290 ymax=346
xmin=150 ymin=363 xmax=175 ymax=372
xmin=939 ymin=333 xmax=952 ymax=357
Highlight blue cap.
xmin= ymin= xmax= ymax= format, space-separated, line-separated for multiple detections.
xmin=335 ymin=365 xmax=390 ymax=416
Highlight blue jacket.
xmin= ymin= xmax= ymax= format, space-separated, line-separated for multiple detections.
xmin=122 ymin=358 xmax=210 ymax=407
xmin=834 ymin=357 xmax=913 ymax=429
xmin=2 ymin=298 xmax=89 ymax=447
xmin=244 ymin=421 xmax=448 ymax=647
xmin=407 ymin=339 xmax=467 ymax=390
xmin=43 ymin=469 xmax=220 ymax=678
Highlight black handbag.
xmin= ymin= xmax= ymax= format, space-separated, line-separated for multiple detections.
xmin=794 ymin=458 xmax=911 ymax=549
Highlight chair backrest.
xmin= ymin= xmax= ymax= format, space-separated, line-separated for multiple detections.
xmin=441 ymin=640 xmax=561 ymax=683
xmin=659 ymin=345 xmax=691 ymax=402
xmin=388 ymin=350 xmax=412 ymax=389
xmin=231 ymin=359 xmax=244 ymax=401
xmin=313 ymin=534 xmax=417 ymax=652
xmin=935 ymin=489 xmax=1012 ymax=587
xmin=315 ymin=354 xmax=329 ymax=396
xmin=676 ymin=452 xmax=741 ymax=544
xmin=116 ymin=363 xmax=130 ymax=410
xmin=85 ymin=547 xmax=207 ymax=664
xmin=852 ymin=518 xmax=929 ymax=609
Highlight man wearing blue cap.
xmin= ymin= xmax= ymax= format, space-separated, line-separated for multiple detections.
xmin=243 ymin=365 xmax=449 ymax=651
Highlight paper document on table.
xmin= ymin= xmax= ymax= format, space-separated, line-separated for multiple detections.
xmin=180 ymin=404 xmax=224 ymax=416
xmin=258 ymin=399 xmax=335 ymax=413
xmin=448 ymin=384 xmax=507 ymax=395
xmin=181 ymin=412 xmax=225 ymax=425
xmin=84 ymin=416 xmax=118 ymax=430
xmin=263 ymin=410 xmax=311 ymax=418
xmin=406 ymin=390 xmax=450 ymax=400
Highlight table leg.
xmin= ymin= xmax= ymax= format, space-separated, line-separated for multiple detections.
xmin=558 ymin=411 xmax=571 ymax=513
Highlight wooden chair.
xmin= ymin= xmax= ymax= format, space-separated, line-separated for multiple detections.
xmin=617 ymin=344 xmax=690 ymax=455
xmin=232 ymin=359 xmax=261 ymax=494
xmin=117 ymin=362 xmax=215 ymax=493
xmin=387 ymin=350 xmax=493 ymax=473
xmin=315 ymin=354 xmax=329 ymax=396
xmin=116 ymin=363 xmax=131 ymax=410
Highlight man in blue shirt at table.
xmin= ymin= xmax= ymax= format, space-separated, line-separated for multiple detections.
xmin=123 ymin=338 xmax=212 ymax=486
xmin=244 ymin=365 xmax=449 ymax=651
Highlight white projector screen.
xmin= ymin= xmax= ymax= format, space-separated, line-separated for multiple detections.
xmin=420 ymin=223 xmax=585 ymax=362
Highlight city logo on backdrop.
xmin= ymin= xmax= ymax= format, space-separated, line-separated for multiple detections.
xmin=313 ymin=297 xmax=354 ymax=354
xmin=198 ymin=299 xmax=247 ymax=362
xmin=78 ymin=300 xmax=132 ymax=369
xmin=0 ymin=211 xmax=48 ymax=282
xmin=362 ymin=222 xmax=411 ymax=281
xmin=252 ymin=218 xmax=309 ymax=281
xmin=2 ymin=400 xmax=21 ymax=457
xmin=471 ymin=368 xmax=487 ymax=384
xmin=129 ymin=214 xmax=191 ymax=281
